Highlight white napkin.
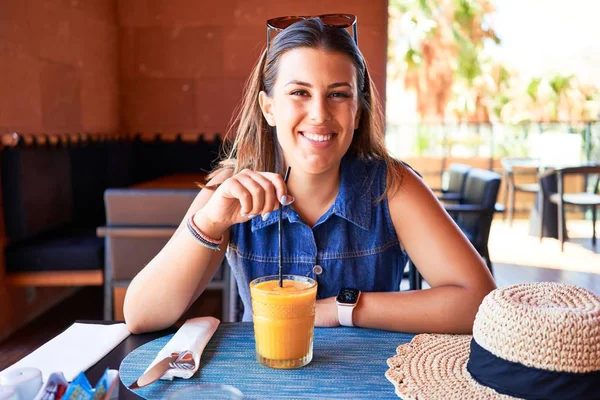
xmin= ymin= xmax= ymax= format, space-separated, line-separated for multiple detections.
xmin=0 ymin=323 xmax=130 ymax=383
xmin=144 ymin=317 xmax=220 ymax=380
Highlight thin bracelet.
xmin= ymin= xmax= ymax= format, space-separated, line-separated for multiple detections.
xmin=186 ymin=214 xmax=223 ymax=251
xmin=186 ymin=217 xmax=220 ymax=251
xmin=189 ymin=213 xmax=224 ymax=244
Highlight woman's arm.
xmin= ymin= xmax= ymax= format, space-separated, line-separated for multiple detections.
xmin=124 ymin=168 xmax=290 ymax=334
xmin=316 ymin=166 xmax=496 ymax=333
xmin=123 ymin=170 xmax=233 ymax=334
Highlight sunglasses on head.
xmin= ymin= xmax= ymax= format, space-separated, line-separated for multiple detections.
xmin=266 ymin=14 xmax=358 ymax=48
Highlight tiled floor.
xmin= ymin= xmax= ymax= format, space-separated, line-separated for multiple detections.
xmin=494 ymin=262 xmax=600 ymax=294
xmin=489 ymin=219 xmax=599 ymax=276
xmin=1 ymin=218 xmax=599 ymax=370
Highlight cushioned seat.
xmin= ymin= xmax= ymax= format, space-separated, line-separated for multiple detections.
xmin=514 ymin=182 xmax=540 ymax=193
xmin=453 ymin=169 xmax=502 ymax=258
xmin=5 ymin=225 xmax=104 ymax=272
xmin=431 ymin=163 xmax=472 ymax=203
xmin=549 ymin=192 xmax=600 ymax=206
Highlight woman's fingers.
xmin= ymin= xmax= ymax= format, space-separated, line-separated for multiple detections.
xmin=218 ymin=169 xmax=292 ymax=221
xmin=224 ymin=178 xmax=254 ymax=217
xmin=234 ymin=173 xmax=268 ymax=217
xmin=242 ymin=171 xmax=278 ymax=217
xmin=261 ymin=172 xmax=292 ymax=207
xmin=229 ymin=170 xmax=284 ymax=216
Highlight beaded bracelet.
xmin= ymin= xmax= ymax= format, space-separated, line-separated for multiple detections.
xmin=186 ymin=214 xmax=223 ymax=251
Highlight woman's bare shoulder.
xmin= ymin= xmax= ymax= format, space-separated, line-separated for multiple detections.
xmin=387 ymin=162 xmax=437 ymax=209
xmin=384 ymin=159 xmax=421 ymax=198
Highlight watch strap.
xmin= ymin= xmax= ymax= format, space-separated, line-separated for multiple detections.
xmin=337 ymin=304 xmax=355 ymax=327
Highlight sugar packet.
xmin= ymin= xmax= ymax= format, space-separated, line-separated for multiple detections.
xmin=60 ymin=369 xmax=118 ymax=400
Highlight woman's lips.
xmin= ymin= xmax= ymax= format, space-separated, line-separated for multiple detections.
xmin=299 ymin=131 xmax=335 ymax=142
xmin=299 ymin=131 xmax=335 ymax=145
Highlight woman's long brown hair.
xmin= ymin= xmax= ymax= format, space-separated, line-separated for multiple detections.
xmin=204 ymin=18 xmax=406 ymax=199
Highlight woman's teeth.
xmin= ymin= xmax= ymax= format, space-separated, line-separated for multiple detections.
xmin=301 ymin=132 xmax=333 ymax=142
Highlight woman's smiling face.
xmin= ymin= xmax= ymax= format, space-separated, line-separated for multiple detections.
xmin=259 ymin=47 xmax=361 ymax=175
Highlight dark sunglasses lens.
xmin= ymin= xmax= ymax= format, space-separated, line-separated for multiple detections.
xmin=269 ymin=17 xmax=304 ymax=30
xmin=320 ymin=14 xmax=355 ymax=27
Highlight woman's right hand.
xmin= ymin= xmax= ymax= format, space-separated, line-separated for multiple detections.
xmin=194 ymin=169 xmax=291 ymax=236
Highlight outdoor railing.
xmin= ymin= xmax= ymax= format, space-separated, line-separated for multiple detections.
xmin=385 ymin=121 xmax=600 ymax=220
xmin=385 ymin=121 xmax=600 ymax=171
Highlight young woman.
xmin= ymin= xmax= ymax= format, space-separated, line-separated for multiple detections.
xmin=124 ymin=16 xmax=496 ymax=334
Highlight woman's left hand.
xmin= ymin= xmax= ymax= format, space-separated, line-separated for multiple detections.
xmin=315 ymin=297 xmax=339 ymax=327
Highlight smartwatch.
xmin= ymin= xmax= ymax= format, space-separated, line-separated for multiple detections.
xmin=336 ymin=288 xmax=361 ymax=327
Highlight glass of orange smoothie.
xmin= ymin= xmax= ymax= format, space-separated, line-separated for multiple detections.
xmin=249 ymin=275 xmax=318 ymax=369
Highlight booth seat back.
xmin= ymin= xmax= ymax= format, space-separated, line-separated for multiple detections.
xmin=2 ymin=145 xmax=104 ymax=273
xmin=130 ymin=136 xmax=221 ymax=184
xmin=456 ymin=168 xmax=502 ymax=250
xmin=1 ymin=142 xmax=133 ymax=273
xmin=2 ymin=146 xmax=73 ymax=243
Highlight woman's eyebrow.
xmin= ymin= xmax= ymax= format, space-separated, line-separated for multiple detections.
xmin=285 ymin=80 xmax=354 ymax=89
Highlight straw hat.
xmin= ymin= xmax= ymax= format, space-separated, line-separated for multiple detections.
xmin=386 ymin=283 xmax=600 ymax=399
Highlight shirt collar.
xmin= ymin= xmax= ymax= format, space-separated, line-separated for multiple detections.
xmin=251 ymin=157 xmax=372 ymax=232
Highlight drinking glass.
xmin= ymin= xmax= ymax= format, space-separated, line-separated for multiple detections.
xmin=249 ymin=274 xmax=317 ymax=369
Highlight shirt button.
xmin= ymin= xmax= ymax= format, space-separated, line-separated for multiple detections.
xmin=313 ymin=265 xmax=323 ymax=275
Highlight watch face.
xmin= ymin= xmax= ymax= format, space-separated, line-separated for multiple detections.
xmin=337 ymin=288 xmax=360 ymax=304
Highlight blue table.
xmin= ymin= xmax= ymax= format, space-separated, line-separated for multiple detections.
xmin=117 ymin=323 xmax=414 ymax=399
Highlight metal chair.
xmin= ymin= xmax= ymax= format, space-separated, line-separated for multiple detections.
xmin=445 ymin=168 xmax=503 ymax=272
xmin=408 ymin=168 xmax=503 ymax=289
xmin=539 ymin=165 xmax=600 ymax=251
xmin=501 ymin=157 xmax=540 ymax=226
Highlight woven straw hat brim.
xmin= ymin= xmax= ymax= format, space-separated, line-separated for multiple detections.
xmin=386 ymin=334 xmax=520 ymax=400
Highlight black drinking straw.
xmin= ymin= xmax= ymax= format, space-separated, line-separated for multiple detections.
xmin=278 ymin=166 xmax=291 ymax=288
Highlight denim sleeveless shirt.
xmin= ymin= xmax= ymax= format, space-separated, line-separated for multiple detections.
xmin=226 ymin=157 xmax=407 ymax=321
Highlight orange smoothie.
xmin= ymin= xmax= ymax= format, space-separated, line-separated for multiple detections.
xmin=250 ymin=275 xmax=317 ymax=369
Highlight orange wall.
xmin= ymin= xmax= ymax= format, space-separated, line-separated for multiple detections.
xmin=119 ymin=0 xmax=389 ymax=135
xmin=0 ymin=0 xmax=120 ymax=135
xmin=0 ymin=0 xmax=388 ymax=136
